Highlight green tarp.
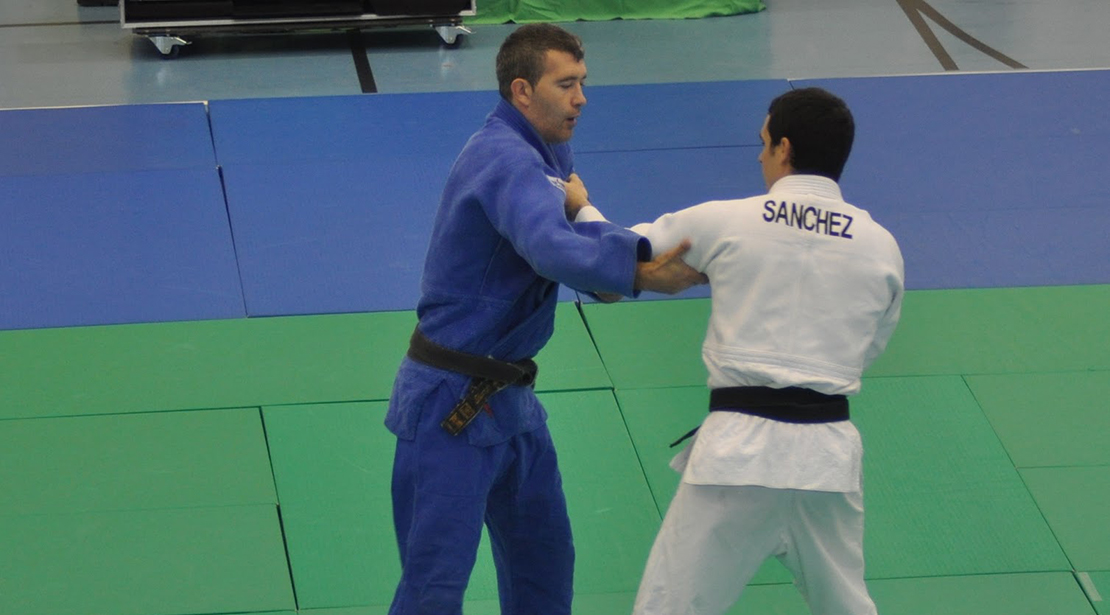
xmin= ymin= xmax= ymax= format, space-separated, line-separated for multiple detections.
xmin=469 ymin=0 xmax=765 ymax=24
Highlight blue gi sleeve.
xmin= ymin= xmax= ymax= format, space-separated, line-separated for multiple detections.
xmin=480 ymin=158 xmax=642 ymax=297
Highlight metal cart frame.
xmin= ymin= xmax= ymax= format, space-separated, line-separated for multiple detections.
xmin=121 ymin=1 xmax=475 ymax=56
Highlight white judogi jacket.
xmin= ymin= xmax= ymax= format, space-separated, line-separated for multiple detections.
xmin=579 ymin=175 xmax=904 ymax=493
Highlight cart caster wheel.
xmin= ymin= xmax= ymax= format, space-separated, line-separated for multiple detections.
xmin=435 ymin=25 xmax=471 ymax=48
xmin=148 ymin=35 xmax=190 ymax=59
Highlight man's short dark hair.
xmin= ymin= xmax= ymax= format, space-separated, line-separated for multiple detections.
xmin=766 ymin=88 xmax=855 ymax=181
xmin=496 ymin=24 xmax=585 ymax=101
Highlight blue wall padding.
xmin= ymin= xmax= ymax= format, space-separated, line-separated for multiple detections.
xmin=842 ymin=134 xmax=1110 ymax=219
xmin=577 ymin=147 xmax=766 ymax=224
xmin=792 ymin=71 xmax=1110 ymax=289
xmin=211 ymin=83 xmax=778 ymax=314
xmin=209 ymin=93 xmax=494 ymax=315
xmin=575 ymin=146 xmax=766 ymax=301
xmin=221 ymin=157 xmax=445 ymax=316
xmin=207 ymin=92 xmax=495 ymax=166
xmin=0 ymin=103 xmax=216 ymax=177
xmin=4 ymin=70 xmax=1108 ymax=328
xmin=884 ymin=205 xmax=1110 ymax=290
xmin=0 ymin=169 xmax=245 ymax=330
xmin=573 ymin=79 xmax=789 ymax=153
xmin=207 ymin=80 xmax=789 ymax=167
xmin=793 ymin=70 xmax=1110 ymax=142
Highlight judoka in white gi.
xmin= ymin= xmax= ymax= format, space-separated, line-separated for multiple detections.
xmin=571 ymin=87 xmax=904 ymax=615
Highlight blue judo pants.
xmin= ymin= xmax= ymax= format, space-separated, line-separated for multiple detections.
xmin=389 ymin=399 xmax=575 ymax=615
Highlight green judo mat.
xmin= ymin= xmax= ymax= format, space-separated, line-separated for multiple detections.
xmin=264 ymin=390 xmax=659 ymax=609
xmin=286 ymin=573 xmax=1100 ymax=615
xmin=0 ymin=303 xmax=606 ymax=421
xmin=1020 ymin=466 xmax=1110 ymax=572
xmin=617 ymin=377 xmax=1069 ymax=582
xmin=867 ymin=285 xmax=1110 ymax=376
xmin=717 ymin=573 xmax=1098 ymax=615
xmin=866 ymin=573 xmax=1099 ymax=615
xmin=852 ymin=376 xmax=1068 ymax=578
xmin=0 ymin=408 xmax=275 ymax=515
xmin=0 ymin=311 xmax=415 ymax=420
xmin=1086 ymin=572 xmax=1110 ymax=615
xmin=0 ymin=505 xmax=294 ymax=615
xmin=1 ymin=284 xmax=1108 ymax=615
xmin=582 ymin=285 xmax=1110 ymax=387
xmin=262 ymin=401 xmax=401 ymax=609
xmin=967 ymin=371 xmax=1110 ymax=468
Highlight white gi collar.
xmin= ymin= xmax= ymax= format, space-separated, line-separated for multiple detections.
xmin=769 ymin=175 xmax=843 ymax=200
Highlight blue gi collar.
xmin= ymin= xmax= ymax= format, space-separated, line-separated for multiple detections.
xmin=490 ymin=99 xmax=571 ymax=178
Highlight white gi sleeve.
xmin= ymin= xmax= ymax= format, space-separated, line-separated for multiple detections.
xmin=574 ymin=202 xmax=717 ymax=272
xmin=863 ymin=247 xmax=906 ymax=368
xmin=573 ymin=205 xmax=607 ymax=223
xmin=630 ymin=203 xmax=722 ymax=272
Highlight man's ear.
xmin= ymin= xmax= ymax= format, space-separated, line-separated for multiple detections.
xmin=775 ymin=136 xmax=793 ymax=167
xmin=510 ymin=78 xmax=533 ymax=108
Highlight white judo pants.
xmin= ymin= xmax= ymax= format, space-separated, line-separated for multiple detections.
xmin=633 ymin=481 xmax=877 ymax=615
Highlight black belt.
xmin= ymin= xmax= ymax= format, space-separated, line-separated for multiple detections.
xmin=407 ymin=327 xmax=538 ymax=436
xmin=670 ymin=386 xmax=849 ymax=447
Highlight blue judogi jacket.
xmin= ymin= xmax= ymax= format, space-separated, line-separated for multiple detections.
xmin=385 ymin=99 xmax=650 ymax=446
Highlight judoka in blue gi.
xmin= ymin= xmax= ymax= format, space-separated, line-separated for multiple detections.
xmin=384 ymin=24 xmax=707 ymax=615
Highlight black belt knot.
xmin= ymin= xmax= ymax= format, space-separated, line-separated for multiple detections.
xmin=406 ymin=327 xmax=538 ymax=436
xmin=670 ymin=386 xmax=849 ymax=447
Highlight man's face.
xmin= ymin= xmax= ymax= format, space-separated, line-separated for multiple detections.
xmin=516 ymin=50 xmax=587 ymax=143
xmin=758 ymin=115 xmax=791 ymax=189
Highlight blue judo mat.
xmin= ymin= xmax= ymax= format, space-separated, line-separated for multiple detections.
xmin=0 ymin=103 xmax=216 ymax=176
xmin=2 ymin=71 xmax=1108 ymax=329
xmin=799 ymin=71 xmax=1110 ymax=290
xmin=0 ymin=169 xmax=244 ymax=329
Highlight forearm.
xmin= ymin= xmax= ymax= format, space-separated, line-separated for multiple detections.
xmin=633 ymin=239 xmax=707 ymax=294
xmin=573 ymin=206 xmax=707 ymax=295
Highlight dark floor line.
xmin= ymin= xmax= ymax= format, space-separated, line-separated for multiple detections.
xmin=348 ymin=29 xmax=378 ymax=94
xmin=897 ymin=0 xmax=1027 ymax=71
xmin=0 ymin=20 xmax=118 ymax=28
xmin=898 ymin=0 xmax=957 ymax=70
xmin=916 ymin=0 xmax=1028 ymax=69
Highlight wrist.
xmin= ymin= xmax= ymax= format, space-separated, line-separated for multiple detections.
xmin=633 ymin=261 xmax=651 ymax=291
